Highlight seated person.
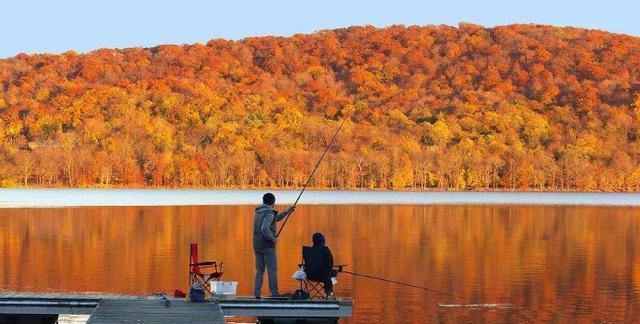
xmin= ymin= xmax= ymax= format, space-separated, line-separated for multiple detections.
xmin=303 ymin=232 xmax=338 ymax=296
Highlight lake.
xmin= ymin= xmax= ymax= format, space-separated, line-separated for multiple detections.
xmin=0 ymin=191 xmax=639 ymax=323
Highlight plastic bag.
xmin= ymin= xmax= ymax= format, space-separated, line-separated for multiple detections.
xmin=292 ymin=266 xmax=307 ymax=281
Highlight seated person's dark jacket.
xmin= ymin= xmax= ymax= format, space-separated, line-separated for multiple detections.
xmin=303 ymin=246 xmax=334 ymax=281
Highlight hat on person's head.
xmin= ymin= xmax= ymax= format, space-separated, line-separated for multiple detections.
xmin=263 ymin=192 xmax=276 ymax=205
xmin=312 ymin=232 xmax=326 ymax=246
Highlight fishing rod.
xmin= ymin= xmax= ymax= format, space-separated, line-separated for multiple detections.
xmin=276 ymin=118 xmax=347 ymax=238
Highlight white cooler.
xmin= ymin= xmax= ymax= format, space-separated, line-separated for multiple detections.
xmin=211 ymin=281 xmax=238 ymax=300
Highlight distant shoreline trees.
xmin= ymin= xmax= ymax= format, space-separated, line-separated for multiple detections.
xmin=1 ymin=24 xmax=640 ymax=191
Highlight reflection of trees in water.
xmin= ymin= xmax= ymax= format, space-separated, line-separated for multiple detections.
xmin=0 ymin=205 xmax=638 ymax=323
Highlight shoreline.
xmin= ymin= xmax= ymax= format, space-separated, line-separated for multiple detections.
xmin=2 ymin=185 xmax=639 ymax=194
xmin=1 ymin=188 xmax=640 ymax=208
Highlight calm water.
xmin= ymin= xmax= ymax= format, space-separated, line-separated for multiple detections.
xmin=1 ymin=205 xmax=639 ymax=323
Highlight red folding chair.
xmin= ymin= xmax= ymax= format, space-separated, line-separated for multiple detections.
xmin=188 ymin=243 xmax=223 ymax=299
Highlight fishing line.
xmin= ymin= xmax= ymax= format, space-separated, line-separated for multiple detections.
xmin=276 ymin=118 xmax=346 ymax=238
xmin=341 ymin=270 xmax=464 ymax=299
xmin=341 ymin=270 xmax=518 ymax=317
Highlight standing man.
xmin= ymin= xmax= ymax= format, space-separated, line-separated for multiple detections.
xmin=253 ymin=192 xmax=295 ymax=298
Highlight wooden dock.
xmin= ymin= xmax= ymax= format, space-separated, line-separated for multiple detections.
xmin=0 ymin=293 xmax=223 ymax=323
xmin=220 ymin=298 xmax=352 ymax=322
xmin=88 ymin=299 xmax=223 ymax=323
xmin=0 ymin=293 xmax=353 ymax=323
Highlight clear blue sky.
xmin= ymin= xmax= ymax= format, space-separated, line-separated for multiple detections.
xmin=2 ymin=0 xmax=638 ymax=58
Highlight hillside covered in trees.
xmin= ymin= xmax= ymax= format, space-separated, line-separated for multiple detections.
xmin=1 ymin=24 xmax=640 ymax=190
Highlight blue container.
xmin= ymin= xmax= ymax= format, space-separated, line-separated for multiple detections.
xmin=189 ymin=288 xmax=206 ymax=302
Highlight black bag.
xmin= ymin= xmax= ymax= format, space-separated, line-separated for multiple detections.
xmin=291 ymin=289 xmax=310 ymax=300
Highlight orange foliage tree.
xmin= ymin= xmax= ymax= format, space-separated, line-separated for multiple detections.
xmin=1 ymin=24 xmax=640 ymax=190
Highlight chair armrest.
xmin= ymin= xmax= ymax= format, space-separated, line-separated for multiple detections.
xmin=191 ymin=261 xmax=217 ymax=266
xmin=333 ymin=264 xmax=347 ymax=272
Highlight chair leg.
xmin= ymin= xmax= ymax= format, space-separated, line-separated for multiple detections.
xmin=305 ymin=281 xmax=325 ymax=300
xmin=301 ymin=280 xmax=333 ymax=300
xmin=189 ymin=273 xmax=215 ymax=300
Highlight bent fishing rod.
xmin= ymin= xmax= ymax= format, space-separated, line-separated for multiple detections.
xmin=276 ymin=118 xmax=346 ymax=238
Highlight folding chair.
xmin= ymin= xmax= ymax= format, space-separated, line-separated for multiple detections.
xmin=188 ymin=243 xmax=223 ymax=300
xmin=299 ymin=246 xmax=345 ymax=300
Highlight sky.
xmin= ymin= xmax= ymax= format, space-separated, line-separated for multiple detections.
xmin=1 ymin=0 xmax=638 ymax=58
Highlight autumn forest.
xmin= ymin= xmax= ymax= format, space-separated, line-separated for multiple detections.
xmin=1 ymin=24 xmax=640 ymax=190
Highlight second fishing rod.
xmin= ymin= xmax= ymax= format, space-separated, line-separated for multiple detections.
xmin=276 ymin=118 xmax=346 ymax=238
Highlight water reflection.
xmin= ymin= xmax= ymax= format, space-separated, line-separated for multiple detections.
xmin=0 ymin=205 xmax=639 ymax=323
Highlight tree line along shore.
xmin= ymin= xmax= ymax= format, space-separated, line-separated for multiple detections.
xmin=1 ymin=24 xmax=640 ymax=191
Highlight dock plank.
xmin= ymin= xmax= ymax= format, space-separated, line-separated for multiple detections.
xmin=88 ymin=299 xmax=224 ymax=324
xmin=0 ymin=293 xmax=352 ymax=322
xmin=219 ymin=297 xmax=352 ymax=318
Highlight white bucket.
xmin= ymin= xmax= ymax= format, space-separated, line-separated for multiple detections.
xmin=211 ymin=281 xmax=238 ymax=300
